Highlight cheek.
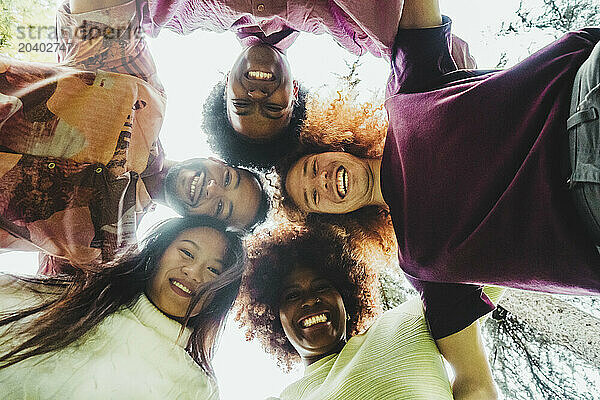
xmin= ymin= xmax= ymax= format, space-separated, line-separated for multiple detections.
xmin=279 ymin=307 xmax=295 ymax=334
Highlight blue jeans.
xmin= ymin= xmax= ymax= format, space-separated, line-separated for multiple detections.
xmin=567 ymin=40 xmax=600 ymax=244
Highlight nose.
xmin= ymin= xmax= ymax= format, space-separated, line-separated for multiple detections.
xmin=247 ymin=87 xmax=268 ymax=100
xmin=181 ymin=264 xmax=203 ymax=284
xmin=301 ymin=294 xmax=321 ymax=309
xmin=319 ymin=170 xmax=329 ymax=190
xmin=313 ymin=170 xmax=330 ymax=197
xmin=205 ymin=179 xmax=221 ymax=198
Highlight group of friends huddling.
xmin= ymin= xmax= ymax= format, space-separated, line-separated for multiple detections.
xmin=0 ymin=0 xmax=599 ymax=398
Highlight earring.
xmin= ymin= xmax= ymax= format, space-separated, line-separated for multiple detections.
xmin=346 ymin=314 xmax=351 ymax=321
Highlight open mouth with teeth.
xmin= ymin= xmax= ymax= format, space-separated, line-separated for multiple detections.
xmin=299 ymin=313 xmax=330 ymax=328
xmin=188 ymin=172 xmax=205 ymax=205
xmin=335 ymin=166 xmax=348 ymax=198
xmin=246 ymin=70 xmax=274 ymax=81
xmin=170 ymin=279 xmax=193 ymax=297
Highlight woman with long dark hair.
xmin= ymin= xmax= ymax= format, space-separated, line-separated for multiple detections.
xmin=0 ymin=216 xmax=245 ymax=399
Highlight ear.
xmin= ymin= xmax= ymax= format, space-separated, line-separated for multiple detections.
xmin=208 ymin=156 xmax=227 ymax=166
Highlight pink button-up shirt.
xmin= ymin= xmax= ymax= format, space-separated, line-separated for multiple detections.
xmin=139 ymin=0 xmax=403 ymax=59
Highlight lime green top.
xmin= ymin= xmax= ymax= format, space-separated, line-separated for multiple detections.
xmin=273 ymin=298 xmax=454 ymax=400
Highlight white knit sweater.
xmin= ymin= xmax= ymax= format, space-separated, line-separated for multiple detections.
xmin=0 ymin=276 xmax=219 ymax=399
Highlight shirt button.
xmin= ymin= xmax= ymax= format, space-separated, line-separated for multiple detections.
xmin=48 ymin=162 xmax=55 ymax=169
xmin=95 ymin=167 xmax=103 ymax=173
xmin=257 ymin=3 xmax=265 ymax=12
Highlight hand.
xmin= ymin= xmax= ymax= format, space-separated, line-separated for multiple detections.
xmin=399 ymin=0 xmax=442 ymax=29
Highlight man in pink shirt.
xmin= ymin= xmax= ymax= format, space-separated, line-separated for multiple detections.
xmin=139 ymin=0 xmax=477 ymax=168
xmin=138 ymin=0 xmax=404 ymax=168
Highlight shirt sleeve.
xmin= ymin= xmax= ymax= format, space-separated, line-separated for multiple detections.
xmin=390 ymin=16 xmax=457 ymax=94
xmin=55 ymin=0 xmax=164 ymax=93
xmin=404 ymin=275 xmax=495 ymax=339
xmin=450 ymin=34 xmax=477 ymax=69
xmin=236 ymin=26 xmax=300 ymax=52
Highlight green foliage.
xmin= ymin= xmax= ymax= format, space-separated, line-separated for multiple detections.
xmin=0 ymin=0 xmax=59 ymax=61
xmin=378 ymin=268 xmax=416 ymax=311
xmin=499 ymin=0 xmax=600 ymax=38
xmin=484 ymin=308 xmax=600 ymax=400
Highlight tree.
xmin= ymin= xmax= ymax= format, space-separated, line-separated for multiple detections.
xmin=499 ymin=0 xmax=600 ymax=38
xmin=495 ymin=0 xmax=600 ymax=67
xmin=0 ymin=0 xmax=59 ymax=62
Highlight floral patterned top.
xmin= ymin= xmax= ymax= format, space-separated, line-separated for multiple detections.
xmin=0 ymin=0 xmax=166 ymax=273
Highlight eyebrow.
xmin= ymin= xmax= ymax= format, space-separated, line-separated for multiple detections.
xmin=232 ymin=108 xmax=283 ymax=120
xmin=234 ymin=169 xmax=241 ymax=189
xmin=225 ymin=201 xmax=233 ymax=221
xmin=181 ymin=240 xmax=199 ymax=249
xmin=302 ymin=158 xmax=308 ymax=176
xmin=281 ymin=283 xmax=300 ymax=293
xmin=262 ymin=112 xmax=283 ymax=120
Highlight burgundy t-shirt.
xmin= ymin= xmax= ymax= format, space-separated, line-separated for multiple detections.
xmin=381 ymin=17 xmax=600 ymax=338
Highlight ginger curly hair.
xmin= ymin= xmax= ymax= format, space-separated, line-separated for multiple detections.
xmin=272 ymin=87 xmax=397 ymax=267
xmin=236 ymin=221 xmax=381 ymax=371
xmin=300 ymin=89 xmax=388 ymax=158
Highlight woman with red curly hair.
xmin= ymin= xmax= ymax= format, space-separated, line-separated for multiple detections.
xmin=237 ymin=223 xmax=501 ymax=399
xmin=279 ymin=0 xmax=600 ymax=373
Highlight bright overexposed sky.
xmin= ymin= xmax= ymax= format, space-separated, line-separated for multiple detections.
xmin=0 ymin=0 xmax=565 ymax=398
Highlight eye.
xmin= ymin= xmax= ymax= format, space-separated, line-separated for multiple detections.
xmin=215 ymin=200 xmax=224 ymax=216
xmin=283 ymin=291 xmax=300 ymax=302
xmin=179 ymin=249 xmax=194 ymax=259
xmin=265 ymin=104 xmax=283 ymax=112
xmin=207 ymin=266 xmax=221 ymax=275
xmin=315 ymin=282 xmax=330 ymax=291
xmin=232 ymin=100 xmax=249 ymax=108
xmin=224 ymin=170 xmax=231 ymax=187
xmin=312 ymin=190 xmax=318 ymax=205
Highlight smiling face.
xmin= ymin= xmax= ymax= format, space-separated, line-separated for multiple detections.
xmin=226 ymin=44 xmax=298 ymax=140
xmin=165 ymin=158 xmax=263 ymax=229
xmin=146 ymin=226 xmax=227 ymax=318
xmin=279 ymin=266 xmax=347 ymax=363
xmin=285 ymin=152 xmax=374 ymax=214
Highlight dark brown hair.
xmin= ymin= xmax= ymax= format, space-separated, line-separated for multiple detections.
xmin=0 ymin=216 xmax=245 ymax=378
xmin=236 ymin=221 xmax=381 ymax=370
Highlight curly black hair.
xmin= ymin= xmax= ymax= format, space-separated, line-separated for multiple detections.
xmin=202 ymin=79 xmax=308 ymax=170
xmin=236 ymin=221 xmax=381 ymax=371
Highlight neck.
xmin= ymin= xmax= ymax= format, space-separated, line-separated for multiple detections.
xmin=366 ymin=158 xmax=387 ymax=209
xmin=302 ymin=339 xmax=347 ymax=367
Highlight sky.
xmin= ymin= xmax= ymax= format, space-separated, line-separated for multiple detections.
xmin=0 ymin=0 xmax=568 ymax=398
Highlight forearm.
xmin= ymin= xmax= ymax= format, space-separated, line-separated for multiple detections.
xmin=399 ymin=0 xmax=442 ymax=29
xmin=70 ymin=0 xmax=132 ymax=14
xmin=436 ymin=321 xmax=498 ymax=400
xmin=453 ymin=377 xmax=498 ymax=400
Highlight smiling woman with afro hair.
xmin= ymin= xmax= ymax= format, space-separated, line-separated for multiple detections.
xmin=235 ymin=221 xmax=381 ymax=371
xmin=235 ymin=219 xmax=500 ymax=400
